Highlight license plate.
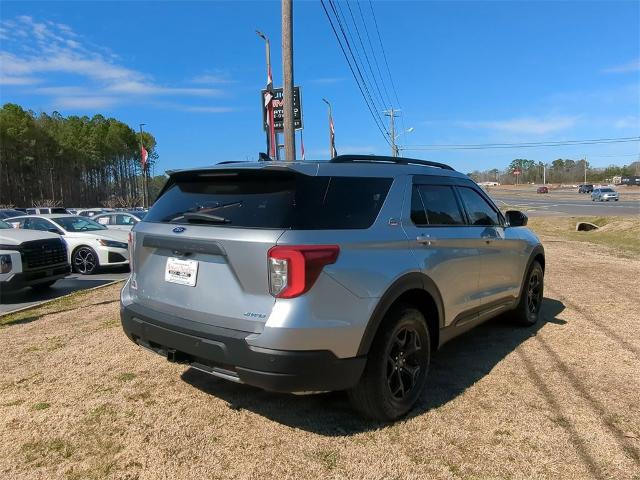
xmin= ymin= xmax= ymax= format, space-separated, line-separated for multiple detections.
xmin=165 ymin=257 xmax=198 ymax=287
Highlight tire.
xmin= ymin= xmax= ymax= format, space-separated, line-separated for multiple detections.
xmin=72 ymin=246 xmax=99 ymax=275
xmin=348 ymin=305 xmax=431 ymax=421
xmin=512 ymin=261 xmax=544 ymax=326
xmin=31 ymin=280 xmax=56 ymax=291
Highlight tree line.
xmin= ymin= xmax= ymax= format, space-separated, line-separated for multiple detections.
xmin=0 ymin=103 xmax=159 ymax=208
xmin=468 ymin=158 xmax=640 ymax=185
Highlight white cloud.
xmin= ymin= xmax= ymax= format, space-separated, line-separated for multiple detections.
xmin=191 ymin=73 xmax=234 ymax=85
xmin=461 ymin=116 xmax=579 ymax=135
xmin=0 ymin=75 xmax=40 ymax=85
xmin=0 ymin=15 xmax=232 ymax=110
xmin=603 ymin=58 xmax=640 ymax=74
xmin=613 ymin=116 xmax=640 ymax=129
xmin=53 ymin=96 xmax=118 ymax=109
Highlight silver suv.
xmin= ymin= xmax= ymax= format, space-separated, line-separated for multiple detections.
xmin=120 ymin=155 xmax=545 ymax=420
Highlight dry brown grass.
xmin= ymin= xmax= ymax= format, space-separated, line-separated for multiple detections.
xmin=1 ymin=240 xmax=639 ymax=479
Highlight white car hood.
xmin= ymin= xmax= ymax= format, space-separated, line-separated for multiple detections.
xmin=0 ymin=229 xmax=61 ymax=246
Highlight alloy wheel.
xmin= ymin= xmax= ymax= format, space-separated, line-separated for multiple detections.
xmin=74 ymin=247 xmax=97 ymax=274
xmin=386 ymin=327 xmax=423 ymax=400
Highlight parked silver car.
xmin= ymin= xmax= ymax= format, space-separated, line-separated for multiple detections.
xmin=120 ymin=155 xmax=545 ymax=420
xmin=591 ymin=187 xmax=619 ymax=201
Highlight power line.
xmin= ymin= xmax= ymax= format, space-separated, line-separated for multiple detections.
xmin=402 ymin=136 xmax=640 ymax=151
xmin=343 ymin=0 xmax=388 ymax=112
xmin=320 ymin=0 xmax=391 ymax=144
xmin=328 ymin=0 xmax=388 ymax=132
xmin=355 ymin=0 xmax=393 ymax=109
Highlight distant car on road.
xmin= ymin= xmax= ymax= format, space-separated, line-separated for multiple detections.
xmin=536 ymin=186 xmax=549 ymax=194
xmin=591 ymin=187 xmax=619 ymax=202
xmin=5 ymin=214 xmax=129 ymax=275
xmin=93 ymin=211 xmax=146 ymax=231
xmin=578 ymin=184 xmax=594 ymax=194
xmin=0 ymin=219 xmax=70 ymax=293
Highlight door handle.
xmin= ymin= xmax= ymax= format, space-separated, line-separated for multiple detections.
xmin=417 ymin=234 xmax=437 ymax=246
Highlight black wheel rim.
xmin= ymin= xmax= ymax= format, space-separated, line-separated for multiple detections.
xmin=386 ymin=327 xmax=422 ymax=400
xmin=527 ymin=271 xmax=542 ymax=315
xmin=74 ymin=248 xmax=96 ymax=274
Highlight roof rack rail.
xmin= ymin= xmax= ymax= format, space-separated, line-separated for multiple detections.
xmin=329 ymin=154 xmax=454 ymax=171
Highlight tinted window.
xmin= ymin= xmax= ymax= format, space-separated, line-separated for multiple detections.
xmin=410 ymin=186 xmax=428 ymax=225
xmin=146 ymin=170 xmax=392 ymax=229
xmin=0 ymin=209 xmax=23 ymax=219
xmin=0 ymin=220 xmax=10 ymax=229
xmin=457 ymin=187 xmax=500 ymax=226
xmin=600 ymin=188 xmax=614 ymax=192
xmin=25 ymin=218 xmax=54 ymax=232
xmin=52 ymin=216 xmax=107 ymax=232
xmin=412 ymin=185 xmax=464 ymax=226
xmin=115 ymin=214 xmax=136 ymax=225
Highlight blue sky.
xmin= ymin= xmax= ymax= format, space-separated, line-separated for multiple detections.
xmin=1 ymin=0 xmax=638 ymax=173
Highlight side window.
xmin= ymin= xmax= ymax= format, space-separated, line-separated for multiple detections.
xmin=96 ymin=216 xmax=111 ymax=225
xmin=410 ymin=186 xmax=428 ymax=225
xmin=27 ymin=218 xmax=53 ymax=231
xmin=412 ymin=185 xmax=465 ymax=226
xmin=115 ymin=214 xmax=134 ymax=225
xmin=457 ymin=187 xmax=500 ymax=226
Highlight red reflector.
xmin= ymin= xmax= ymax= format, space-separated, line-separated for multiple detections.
xmin=268 ymin=245 xmax=339 ymax=298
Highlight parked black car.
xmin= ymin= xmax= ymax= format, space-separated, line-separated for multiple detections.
xmin=578 ymin=184 xmax=593 ymax=194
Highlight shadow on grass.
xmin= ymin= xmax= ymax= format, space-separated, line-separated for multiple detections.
xmin=181 ymin=297 xmax=566 ymax=436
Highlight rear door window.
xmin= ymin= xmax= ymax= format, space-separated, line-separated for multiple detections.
xmin=411 ymin=185 xmax=465 ymax=226
xmin=145 ymin=170 xmax=393 ymax=230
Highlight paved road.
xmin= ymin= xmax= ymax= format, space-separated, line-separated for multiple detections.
xmin=0 ymin=268 xmax=129 ymax=315
xmin=489 ymin=192 xmax=640 ymax=217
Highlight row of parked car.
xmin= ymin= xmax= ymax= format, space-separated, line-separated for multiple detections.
xmin=0 ymin=208 xmax=145 ymax=295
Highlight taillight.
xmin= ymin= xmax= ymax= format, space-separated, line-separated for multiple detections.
xmin=128 ymin=232 xmax=136 ymax=288
xmin=268 ymin=245 xmax=339 ymax=298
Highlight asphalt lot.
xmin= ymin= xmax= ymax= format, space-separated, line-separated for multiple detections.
xmin=0 ymin=269 xmax=128 ymax=315
xmin=489 ymin=190 xmax=640 ymax=216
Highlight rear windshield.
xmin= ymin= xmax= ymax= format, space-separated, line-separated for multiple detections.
xmin=145 ymin=170 xmax=393 ymax=229
xmin=600 ymin=188 xmax=614 ymax=192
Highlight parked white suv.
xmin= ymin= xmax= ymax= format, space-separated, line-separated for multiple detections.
xmin=0 ymin=219 xmax=70 ymax=293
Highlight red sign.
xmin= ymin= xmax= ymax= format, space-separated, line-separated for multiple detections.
xmin=513 ymin=169 xmax=521 ymax=176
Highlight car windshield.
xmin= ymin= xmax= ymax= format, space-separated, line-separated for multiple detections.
xmin=0 ymin=220 xmax=10 ymax=229
xmin=600 ymin=188 xmax=614 ymax=192
xmin=52 ymin=216 xmax=107 ymax=232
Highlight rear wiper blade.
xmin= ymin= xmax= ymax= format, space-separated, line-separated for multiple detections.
xmin=182 ymin=212 xmax=231 ymax=224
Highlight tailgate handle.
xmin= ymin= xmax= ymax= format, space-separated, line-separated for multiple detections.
xmin=142 ymin=235 xmax=227 ymax=256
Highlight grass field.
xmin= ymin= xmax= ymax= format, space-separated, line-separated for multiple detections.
xmin=1 ymin=220 xmax=639 ymax=479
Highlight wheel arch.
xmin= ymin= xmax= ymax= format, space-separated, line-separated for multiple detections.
xmin=357 ymin=272 xmax=444 ymax=356
xmin=517 ymin=245 xmax=545 ymax=302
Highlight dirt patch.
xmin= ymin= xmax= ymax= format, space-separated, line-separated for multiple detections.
xmin=0 ymin=244 xmax=639 ymax=479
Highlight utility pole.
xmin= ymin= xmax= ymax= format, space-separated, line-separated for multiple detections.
xmin=384 ymin=108 xmax=400 ymax=157
xmin=256 ymin=30 xmax=275 ymax=159
xmin=139 ymin=124 xmax=148 ymax=209
xmin=584 ymin=156 xmax=587 ymax=184
xmin=543 ymin=163 xmax=546 ymax=185
xmin=282 ymin=0 xmax=296 ymax=161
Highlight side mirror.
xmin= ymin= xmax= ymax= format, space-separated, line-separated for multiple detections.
xmin=505 ymin=210 xmax=528 ymax=227
xmin=48 ymin=228 xmax=63 ymax=235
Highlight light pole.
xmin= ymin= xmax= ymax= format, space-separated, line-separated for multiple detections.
xmin=394 ymin=127 xmax=414 ymax=155
xmin=256 ymin=30 xmax=278 ymax=160
xmin=322 ymin=98 xmax=336 ymax=159
xmin=49 ymin=168 xmax=55 ymax=202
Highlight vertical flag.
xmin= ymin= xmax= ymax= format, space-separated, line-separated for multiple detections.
xmin=329 ymin=113 xmax=337 ymax=158
xmin=264 ymin=63 xmax=276 ymax=158
xmin=140 ymin=145 xmax=148 ymax=168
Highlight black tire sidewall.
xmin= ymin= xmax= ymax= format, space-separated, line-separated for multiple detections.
xmin=370 ymin=307 xmax=431 ymax=419
xmin=518 ymin=261 xmax=544 ymax=325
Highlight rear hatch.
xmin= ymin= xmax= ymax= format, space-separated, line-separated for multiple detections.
xmin=131 ymin=166 xmax=392 ymax=333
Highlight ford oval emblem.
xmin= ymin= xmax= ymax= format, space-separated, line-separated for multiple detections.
xmin=172 ymin=226 xmax=186 ymax=234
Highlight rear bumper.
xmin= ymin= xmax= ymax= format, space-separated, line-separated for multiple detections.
xmin=1 ymin=264 xmax=69 ymax=291
xmin=120 ymin=302 xmax=366 ymax=393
